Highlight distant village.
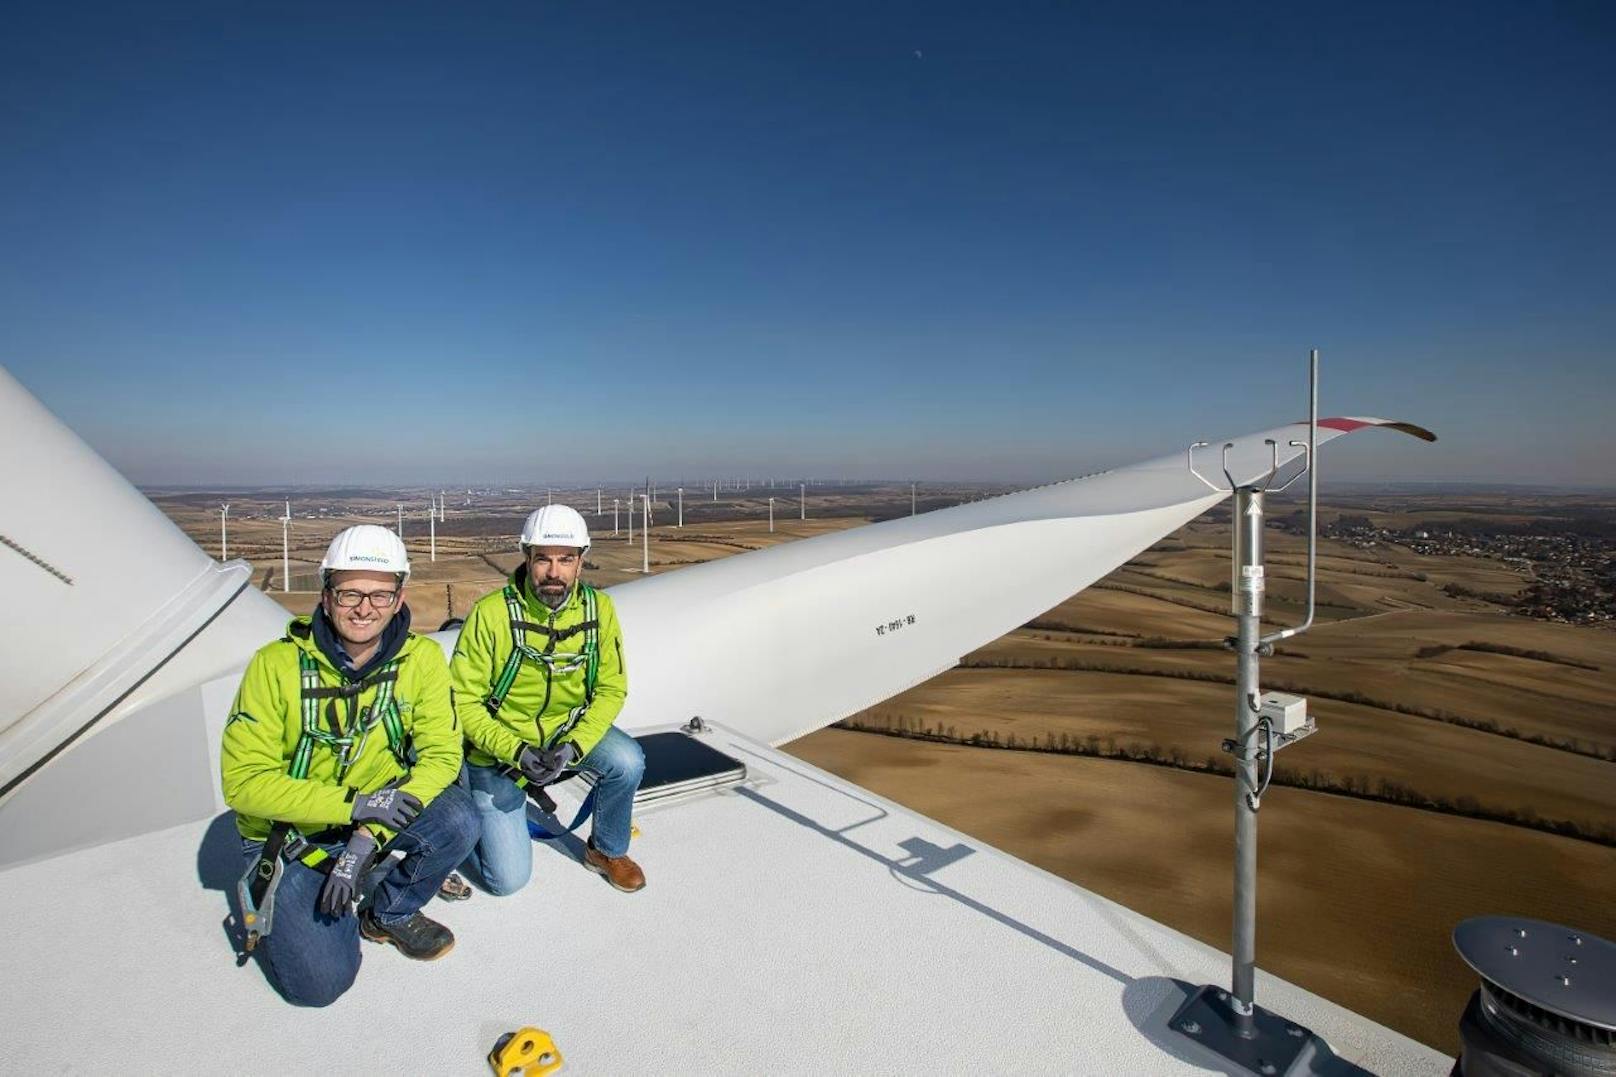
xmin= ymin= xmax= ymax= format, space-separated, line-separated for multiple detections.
xmin=1318 ymin=515 xmax=1616 ymax=626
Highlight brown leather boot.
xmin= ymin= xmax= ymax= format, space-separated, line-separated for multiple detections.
xmin=583 ymin=843 xmax=645 ymax=892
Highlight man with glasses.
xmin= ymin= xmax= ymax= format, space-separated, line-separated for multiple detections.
xmin=221 ymin=524 xmax=476 ymax=1006
xmin=452 ymin=504 xmax=644 ymax=894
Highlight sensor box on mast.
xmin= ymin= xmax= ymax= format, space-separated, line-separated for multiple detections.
xmin=1258 ymin=692 xmax=1309 ymax=736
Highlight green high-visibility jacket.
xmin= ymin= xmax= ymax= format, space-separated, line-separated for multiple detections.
xmin=451 ymin=570 xmax=627 ymax=768
xmin=220 ymin=616 xmax=463 ymax=843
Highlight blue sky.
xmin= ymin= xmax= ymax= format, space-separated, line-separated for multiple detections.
xmin=3 ymin=2 xmax=1612 ymax=486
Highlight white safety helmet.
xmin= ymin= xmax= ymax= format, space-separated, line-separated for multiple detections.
xmin=520 ymin=504 xmax=591 ymax=552
xmin=320 ymin=524 xmax=411 ymax=583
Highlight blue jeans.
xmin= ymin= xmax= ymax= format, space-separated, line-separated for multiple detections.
xmin=460 ymin=725 xmax=645 ymax=895
xmin=239 ymin=781 xmax=478 ymax=1007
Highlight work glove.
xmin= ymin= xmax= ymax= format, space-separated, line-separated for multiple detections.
xmin=317 ymin=829 xmax=379 ymax=918
xmin=517 ymin=742 xmax=578 ymax=787
xmin=350 ymin=786 xmax=422 ymax=831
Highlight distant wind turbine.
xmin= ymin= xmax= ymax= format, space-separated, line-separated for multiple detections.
xmin=280 ymin=500 xmax=291 ymax=592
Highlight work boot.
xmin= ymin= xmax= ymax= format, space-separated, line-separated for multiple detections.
xmin=359 ymin=909 xmax=455 ymax=960
xmin=583 ymin=843 xmax=646 ymax=893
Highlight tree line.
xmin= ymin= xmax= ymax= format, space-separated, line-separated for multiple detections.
xmin=836 ymin=711 xmax=1616 ymax=848
xmin=952 ymin=656 xmax=1616 ymax=762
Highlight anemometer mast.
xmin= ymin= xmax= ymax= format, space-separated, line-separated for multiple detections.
xmin=1173 ymin=351 xmax=1331 ymax=1075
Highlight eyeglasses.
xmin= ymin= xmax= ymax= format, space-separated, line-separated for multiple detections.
xmin=328 ymin=588 xmax=399 ymax=609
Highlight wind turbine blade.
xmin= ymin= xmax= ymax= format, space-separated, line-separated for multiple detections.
xmin=584 ymin=417 xmax=1430 ymax=746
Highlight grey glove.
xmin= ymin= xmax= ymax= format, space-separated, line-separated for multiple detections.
xmin=350 ymin=787 xmax=422 ymax=831
xmin=318 ymin=829 xmax=378 ymax=918
xmin=517 ymin=742 xmax=578 ymax=786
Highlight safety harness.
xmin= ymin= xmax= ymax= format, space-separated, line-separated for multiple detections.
xmin=483 ymin=580 xmax=602 ymax=836
xmin=239 ymin=649 xmax=412 ymax=953
xmin=292 ymin=652 xmax=410 ymax=787
xmin=484 ymin=580 xmax=600 ymax=750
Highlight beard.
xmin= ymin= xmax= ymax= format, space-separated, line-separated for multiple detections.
xmin=536 ymin=580 xmax=570 ymax=609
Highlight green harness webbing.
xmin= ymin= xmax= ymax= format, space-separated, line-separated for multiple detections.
xmin=293 ymin=652 xmax=409 ymax=781
xmin=278 ymin=652 xmax=410 ymax=869
xmin=483 ymin=582 xmax=600 ymax=750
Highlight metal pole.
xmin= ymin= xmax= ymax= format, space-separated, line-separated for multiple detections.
xmin=1161 ymin=352 xmax=1342 ymax=1071
xmin=677 ymin=487 xmax=683 ymax=527
xmin=641 ymin=494 xmax=650 ymax=573
xmin=1231 ymin=484 xmax=1266 ymax=1015
xmin=1263 ymin=349 xmax=1320 ymax=647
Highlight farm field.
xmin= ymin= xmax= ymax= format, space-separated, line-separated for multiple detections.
xmin=791 ymin=510 xmax=1615 ymax=1053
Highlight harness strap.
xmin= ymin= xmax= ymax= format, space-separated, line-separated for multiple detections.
xmin=301 ymin=667 xmax=399 ymax=698
xmin=279 ymin=650 xmax=411 ymax=868
xmin=510 ymin=619 xmax=598 ymax=641
xmin=260 ymin=820 xmax=335 ymax=875
xmin=494 ymin=763 xmax=601 ymax=840
xmin=246 ymin=821 xmax=292 ymax=915
xmin=483 ymin=585 xmax=529 ymax=717
xmin=526 ymin=784 xmax=599 ymax=841
xmin=582 ymin=585 xmax=599 ymax=702
xmin=292 ymin=655 xmax=321 ymax=779
xmin=484 ymin=583 xmax=601 ymax=729
xmin=292 ymin=653 xmax=409 ymax=777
